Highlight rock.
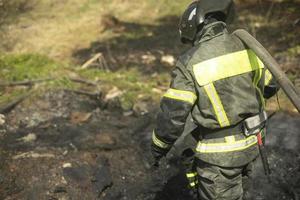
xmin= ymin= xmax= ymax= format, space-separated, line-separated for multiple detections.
xmin=63 ymin=164 xmax=90 ymax=184
xmin=70 ymin=112 xmax=92 ymax=124
xmin=161 ymin=54 xmax=175 ymax=66
xmin=0 ymin=114 xmax=5 ymax=134
xmin=17 ymin=133 xmax=37 ymax=143
xmin=133 ymin=101 xmax=149 ymax=115
xmin=123 ymin=110 xmax=134 ymax=117
xmin=95 ymin=133 xmax=116 ymax=146
xmin=104 ymin=87 xmax=123 ymax=102
xmin=63 ymin=163 xmax=72 ymax=168
xmin=62 ymin=150 xmax=68 ymax=156
xmin=0 ymin=114 xmax=5 ymax=125
xmin=141 ymin=54 xmax=156 ymax=64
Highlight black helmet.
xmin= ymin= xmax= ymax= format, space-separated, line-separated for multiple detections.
xmin=179 ymin=0 xmax=235 ymax=44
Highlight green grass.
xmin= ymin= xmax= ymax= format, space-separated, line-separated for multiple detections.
xmin=0 ymin=51 xmax=169 ymax=111
xmin=0 ymin=53 xmax=70 ymax=105
xmin=0 ymin=53 xmax=61 ymax=81
xmin=78 ymin=67 xmax=168 ymax=109
xmin=0 ymin=88 xmax=28 ymax=106
xmin=287 ymin=45 xmax=300 ymax=57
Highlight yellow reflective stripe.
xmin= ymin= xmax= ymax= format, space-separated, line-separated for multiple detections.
xmin=189 ymin=181 xmax=198 ymax=187
xmin=196 ymin=135 xmax=257 ymax=153
xmin=253 ymin=67 xmax=265 ymax=107
xmin=250 ymin=52 xmax=264 ymax=87
xmin=163 ymin=88 xmax=197 ymax=104
xmin=204 ymin=83 xmax=230 ymax=127
xmin=152 ymin=131 xmax=171 ymax=149
xmin=265 ymin=70 xmax=273 ymax=86
xmin=225 ymin=136 xmax=235 ymax=143
xmin=193 ymin=49 xmax=264 ymax=86
xmin=186 ymin=172 xmax=197 ymax=178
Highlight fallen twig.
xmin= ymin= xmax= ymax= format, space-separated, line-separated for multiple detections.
xmin=0 ymin=93 xmax=31 ymax=114
xmin=64 ymin=89 xmax=101 ymax=99
xmin=80 ymin=53 xmax=110 ymax=71
xmin=13 ymin=152 xmax=55 ymax=159
xmin=69 ymin=78 xmax=99 ymax=86
xmin=0 ymin=78 xmax=54 ymax=87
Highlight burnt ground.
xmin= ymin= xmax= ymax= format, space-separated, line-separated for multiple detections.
xmin=0 ymin=1 xmax=299 ymax=200
xmin=0 ymin=90 xmax=299 ymax=200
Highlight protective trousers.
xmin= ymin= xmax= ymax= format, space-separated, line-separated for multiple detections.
xmin=194 ymin=159 xmax=255 ymax=200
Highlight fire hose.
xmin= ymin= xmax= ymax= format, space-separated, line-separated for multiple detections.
xmin=234 ymin=29 xmax=300 ymax=182
xmin=233 ymin=29 xmax=300 ymax=113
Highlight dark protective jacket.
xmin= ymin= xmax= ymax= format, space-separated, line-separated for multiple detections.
xmin=152 ymin=22 xmax=278 ymax=167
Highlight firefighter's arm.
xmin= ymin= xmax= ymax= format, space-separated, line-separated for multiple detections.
xmin=151 ymin=62 xmax=197 ymax=160
xmin=264 ymin=69 xmax=280 ymax=99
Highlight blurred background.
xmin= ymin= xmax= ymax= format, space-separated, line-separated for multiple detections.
xmin=0 ymin=0 xmax=299 ymax=199
xmin=0 ymin=0 xmax=299 ymax=110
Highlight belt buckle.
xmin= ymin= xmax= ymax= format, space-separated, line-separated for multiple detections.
xmin=242 ymin=124 xmax=260 ymax=137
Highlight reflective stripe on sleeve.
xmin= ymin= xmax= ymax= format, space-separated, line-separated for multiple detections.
xmin=186 ymin=172 xmax=198 ymax=178
xmin=189 ymin=181 xmax=198 ymax=187
xmin=193 ymin=49 xmax=264 ymax=86
xmin=152 ymin=131 xmax=171 ymax=149
xmin=203 ymin=83 xmax=230 ymax=127
xmin=196 ymin=135 xmax=257 ymax=153
xmin=163 ymin=88 xmax=197 ymax=104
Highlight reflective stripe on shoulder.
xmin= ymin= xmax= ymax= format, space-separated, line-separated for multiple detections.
xmin=163 ymin=88 xmax=197 ymax=104
xmin=152 ymin=131 xmax=171 ymax=149
xmin=193 ymin=49 xmax=264 ymax=86
xmin=196 ymin=135 xmax=257 ymax=153
xmin=203 ymin=83 xmax=230 ymax=127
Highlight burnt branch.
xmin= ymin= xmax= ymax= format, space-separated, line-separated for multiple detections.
xmin=0 ymin=78 xmax=54 ymax=87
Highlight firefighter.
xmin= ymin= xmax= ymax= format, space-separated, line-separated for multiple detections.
xmin=150 ymin=0 xmax=279 ymax=199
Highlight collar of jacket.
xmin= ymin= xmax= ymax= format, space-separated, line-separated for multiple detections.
xmin=194 ymin=22 xmax=228 ymax=45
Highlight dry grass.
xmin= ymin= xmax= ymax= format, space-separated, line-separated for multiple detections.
xmin=0 ymin=0 xmax=191 ymax=63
